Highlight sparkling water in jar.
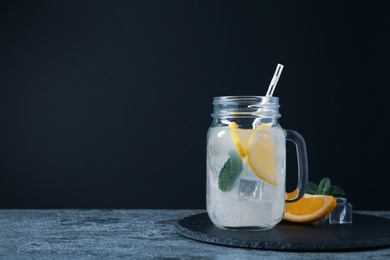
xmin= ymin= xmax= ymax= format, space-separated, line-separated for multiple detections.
xmin=206 ymin=96 xmax=308 ymax=231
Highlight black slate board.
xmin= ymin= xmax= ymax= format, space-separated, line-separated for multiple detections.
xmin=176 ymin=212 xmax=390 ymax=251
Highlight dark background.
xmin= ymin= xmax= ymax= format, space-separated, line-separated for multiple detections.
xmin=0 ymin=1 xmax=389 ymax=210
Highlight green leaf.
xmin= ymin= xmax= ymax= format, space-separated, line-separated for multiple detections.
xmin=218 ymin=159 xmax=232 ymax=191
xmin=306 ymin=178 xmax=345 ymax=196
xmin=318 ymin=178 xmax=331 ymax=195
xmin=329 ymin=186 xmax=345 ymax=196
xmin=218 ymin=151 xmax=243 ymax=192
xmin=306 ymin=182 xmax=319 ymax=195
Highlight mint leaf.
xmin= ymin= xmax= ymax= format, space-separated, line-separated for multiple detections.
xmin=306 ymin=182 xmax=319 ymax=195
xmin=218 ymin=159 xmax=233 ymax=191
xmin=307 ymin=178 xmax=345 ymax=196
xmin=218 ymin=151 xmax=243 ymax=192
xmin=329 ymin=186 xmax=345 ymax=196
xmin=318 ymin=178 xmax=331 ymax=195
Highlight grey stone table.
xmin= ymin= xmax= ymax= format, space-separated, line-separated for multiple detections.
xmin=0 ymin=209 xmax=389 ymax=259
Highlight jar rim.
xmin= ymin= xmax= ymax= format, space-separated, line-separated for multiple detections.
xmin=213 ymin=96 xmax=279 ymax=105
xmin=211 ymin=96 xmax=281 ymax=118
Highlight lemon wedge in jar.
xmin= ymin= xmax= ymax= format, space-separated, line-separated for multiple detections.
xmin=247 ymin=125 xmax=279 ymax=186
xmin=228 ymin=122 xmax=278 ymax=185
xmin=228 ymin=122 xmax=273 ymax=158
xmin=228 ymin=122 xmax=253 ymax=158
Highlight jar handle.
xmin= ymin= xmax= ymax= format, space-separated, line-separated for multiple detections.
xmin=285 ymin=130 xmax=309 ymax=203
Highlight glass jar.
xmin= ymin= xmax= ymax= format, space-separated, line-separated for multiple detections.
xmin=206 ymin=96 xmax=308 ymax=231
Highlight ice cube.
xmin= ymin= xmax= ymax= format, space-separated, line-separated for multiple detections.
xmin=261 ymin=181 xmax=279 ymax=201
xmin=329 ymin=197 xmax=353 ymax=224
xmin=238 ymin=179 xmax=263 ymax=201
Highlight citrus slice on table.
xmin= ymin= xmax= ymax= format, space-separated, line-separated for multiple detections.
xmin=283 ymin=192 xmax=337 ymax=223
xmin=285 ymin=189 xmax=299 ymax=200
xmin=247 ymin=126 xmax=279 ymax=186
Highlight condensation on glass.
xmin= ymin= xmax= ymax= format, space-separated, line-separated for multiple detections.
xmin=206 ymin=96 xmax=308 ymax=231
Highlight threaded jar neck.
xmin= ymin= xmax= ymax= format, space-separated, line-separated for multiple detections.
xmin=211 ymin=96 xmax=281 ymax=118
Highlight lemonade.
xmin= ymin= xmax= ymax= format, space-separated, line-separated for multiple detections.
xmin=206 ymin=123 xmax=286 ymax=230
xmin=206 ymin=95 xmax=308 ymax=231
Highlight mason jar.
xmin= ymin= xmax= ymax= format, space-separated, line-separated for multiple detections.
xmin=206 ymin=96 xmax=308 ymax=231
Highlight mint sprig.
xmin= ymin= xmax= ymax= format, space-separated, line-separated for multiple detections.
xmin=218 ymin=151 xmax=243 ymax=192
xmin=306 ymin=178 xmax=345 ymax=196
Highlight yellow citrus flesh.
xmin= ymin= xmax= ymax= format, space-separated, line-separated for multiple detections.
xmin=228 ymin=122 xmax=273 ymax=158
xmin=228 ymin=122 xmax=253 ymax=158
xmin=283 ymin=194 xmax=337 ymax=223
xmin=247 ymin=126 xmax=279 ymax=186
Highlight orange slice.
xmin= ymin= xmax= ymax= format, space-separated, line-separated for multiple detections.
xmin=283 ymin=192 xmax=337 ymax=223
xmin=285 ymin=189 xmax=299 ymax=200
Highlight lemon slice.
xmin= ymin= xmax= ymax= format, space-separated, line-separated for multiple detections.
xmin=229 ymin=122 xmax=273 ymax=159
xmin=228 ymin=122 xmax=253 ymax=158
xmin=247 ymin=126 xmax=279 ymax=186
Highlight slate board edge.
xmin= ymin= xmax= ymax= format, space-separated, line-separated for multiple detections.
xmin=175 ymin=212 xmax=390 ymax=252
